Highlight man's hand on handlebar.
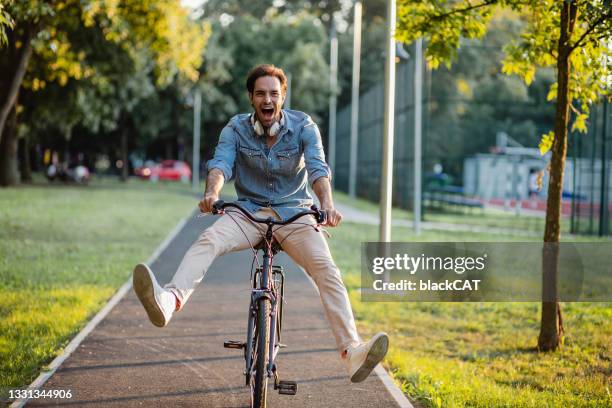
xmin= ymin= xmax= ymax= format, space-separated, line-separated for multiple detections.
xmin=322 ymin=207 xmax=342 ymax=227
xmin=199 ymin=193 xmax=219 ymax=213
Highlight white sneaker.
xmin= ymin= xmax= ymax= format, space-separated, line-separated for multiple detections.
xmin=133 ymin=263 xmax=175 ymax=327
xmin=345 ymin=332 xmax=389 ymax=383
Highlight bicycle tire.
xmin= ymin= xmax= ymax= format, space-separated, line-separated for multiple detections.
xmin=251 ymin=297 xmax=270 ymax=408
xmin=245 ymin=307 xmax=256 ymax=386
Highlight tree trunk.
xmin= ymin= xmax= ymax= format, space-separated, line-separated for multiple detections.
xmin=19 ymin=132 xmax=32 ymax=183
xmin=0 ymin=28 xmax=32 ymax=146
xmin=165 ymin=137 xmax=173 ymax=160
xmin=0 ymin=105 xmax=20 ymax=186
xmin=538 ymin=0 xmax=577 ymax=352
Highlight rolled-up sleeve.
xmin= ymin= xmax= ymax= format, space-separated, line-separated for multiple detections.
xmin=302 ymin=122 xmax=331 ymax=186
xmin=206 ymin=124 xmax=237 ymax=181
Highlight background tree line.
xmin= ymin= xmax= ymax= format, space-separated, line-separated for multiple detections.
xmin=0 ymin=0 xmax=207 ymax=185
xmin=1 ymin=0 xmax=605 ymax=200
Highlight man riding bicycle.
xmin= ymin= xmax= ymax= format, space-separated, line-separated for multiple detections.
xmin=133 ymin=64 xmax=388 ymax=383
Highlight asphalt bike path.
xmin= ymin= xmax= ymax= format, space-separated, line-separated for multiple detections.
xmin=27 ymin=209 xmax=406 ymax=407
xmin=334 ymin=202 xmax=541 ymax=237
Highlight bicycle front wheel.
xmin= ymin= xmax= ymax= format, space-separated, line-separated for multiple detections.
xmin=251 ymin=297 xmax=270 ymax=408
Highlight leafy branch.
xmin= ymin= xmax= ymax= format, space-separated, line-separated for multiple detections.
xmin=430 ymin=0 xmax=498 ymax=20
xmin=569 ymin=10 xmax=611 ymax=52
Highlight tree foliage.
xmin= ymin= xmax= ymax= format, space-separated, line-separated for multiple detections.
xmin=15 ymin=0 xmax=207 ymax=131
xmin=0 ymin=0 xmax=208 ymax=184
xmin=396 ymin=0 xmax=611 ymax=150
xmin=0 ymin=2 xmax=13 ymax=47
xmin=423 ymin=12 xmax=556 ymax=178
xmin=199 ymin=8 xmax=329 ymax=124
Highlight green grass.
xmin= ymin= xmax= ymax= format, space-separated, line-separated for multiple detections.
xmin=327 ymin=222 xmax=612 ymax=408
xmin=332 ymin=190 xmax=573 ymax=234
xmin=0 ymin=177 xmax=197 ymax=398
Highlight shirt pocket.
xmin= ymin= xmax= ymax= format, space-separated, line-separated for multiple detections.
xmin=276 ymin=147 xmax=302 ymax=175
xmin=238 ymin=146 xmax=264 ymax=170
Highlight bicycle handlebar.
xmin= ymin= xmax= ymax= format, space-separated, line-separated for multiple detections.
xmin=211 ymin=200 xmax=327 ymax=225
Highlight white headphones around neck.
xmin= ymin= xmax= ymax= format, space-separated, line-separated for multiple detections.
xmin=251 ymin=112 xmax=284 ymax=137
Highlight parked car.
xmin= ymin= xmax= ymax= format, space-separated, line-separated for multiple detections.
xmin=150 ymin=160 xmax=192 ymax=183
xmin=134 ymin=160 xmax=157 ymax=179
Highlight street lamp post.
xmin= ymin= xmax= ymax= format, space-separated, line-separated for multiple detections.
xmin=414 ymin=38 xmax=423 ymax=235
xmin=348 ymin=0 xmax=362 ymax=198
xmin=328 ymin=20 xmax=338 ymax=187
xmin=379 ymin=0 xmax=396 ymax=242
xmin=192 ymin=89 xmax=202 ymax=192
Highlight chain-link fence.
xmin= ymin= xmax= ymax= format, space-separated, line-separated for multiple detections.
xmin=334 ymin=59 xmax=416 ymax=206
xmin=330 ymin=42 xmax=610 ymax=236
xmin=570 ymin=102 xmax=611 ymax=236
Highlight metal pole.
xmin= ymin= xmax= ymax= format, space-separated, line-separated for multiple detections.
xmin=414 ymin=38 xmax=423 ymax=235
xmin=328 ymin=21 xmax=338 ymax=188
xmin=285 ymin=73 xmax=292 ymax=110
xmin=192 ymin=89 xmax=201 ymax=192
xmin=379 ymin=0 xmax=396 ymax=242
xmin=348 ymin=1 xmax=362 ymax=198
xmin=600 ymin=99 xmax=609 ymax=236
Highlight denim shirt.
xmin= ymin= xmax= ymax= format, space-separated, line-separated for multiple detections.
xmin=206 ymin=109 xmax=331 ymax=220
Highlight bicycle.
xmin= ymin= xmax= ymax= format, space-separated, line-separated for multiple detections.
xmin=210 ymin=200 xmax=327 ymax=408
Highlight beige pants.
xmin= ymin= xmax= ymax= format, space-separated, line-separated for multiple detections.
xmin=165 ymin=208 xmax=360 ymax=353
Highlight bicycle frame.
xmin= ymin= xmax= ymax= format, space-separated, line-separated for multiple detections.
xmin=245 ymin=226 xmax=281 ymax=386
xmin=213 ymin=200 xmax=326 ymax=403
xmin=247 ymin=228 xmax=294 ymax=385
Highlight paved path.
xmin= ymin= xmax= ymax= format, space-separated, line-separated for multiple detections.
xmin=26 ymin=210 xmax=409 ymax=407
xmin=334 ymin=202 xmax=541 ymax=237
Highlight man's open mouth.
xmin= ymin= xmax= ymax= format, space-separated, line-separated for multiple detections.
xmin=261 ymin=107 xmax=275 ymax=120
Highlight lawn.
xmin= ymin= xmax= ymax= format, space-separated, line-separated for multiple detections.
xmin=0 ymin=177 xmax=198 ymax=399
xmin=327 ymin=221 xmax=612 ymax=408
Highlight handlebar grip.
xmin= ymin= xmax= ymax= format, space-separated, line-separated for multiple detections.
xmin=317 ymin=210 xmax=328 ymax=224
xmin=212 ymin=199 xmax=225 ymax=214
xmin=309 ymin=205 xmax=327 ymax=224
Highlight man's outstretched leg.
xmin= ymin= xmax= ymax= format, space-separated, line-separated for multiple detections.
xmin=133 ymin=263 xmax=178 ymax=327
xmin=133 ymin=212 xmax=263 ymax=327
xmin=274 ymin=216 xmax=389 ymax=383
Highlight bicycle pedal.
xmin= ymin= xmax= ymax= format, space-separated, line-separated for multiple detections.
xmin=278 ymin=343 xmax=287 ymax=348
xmin=223 ymin=340 xmax=245 ymax=349
xmin=276 ymin=380 xmax=297 ymax=395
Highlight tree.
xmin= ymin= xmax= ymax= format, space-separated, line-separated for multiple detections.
xmin=396 ymin=0 xmax=611 ymax=351
xmin=0 ymin=0 xmax=207 ymax=185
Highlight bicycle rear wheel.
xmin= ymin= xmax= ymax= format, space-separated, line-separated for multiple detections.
xmin=251 ymin=298 xmax=270 ymax=408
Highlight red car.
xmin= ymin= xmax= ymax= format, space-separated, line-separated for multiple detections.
xmin=150 ymin=160 xmax=192 ymax=182
xmin=134 ymin=160 xmax=157 ymax=179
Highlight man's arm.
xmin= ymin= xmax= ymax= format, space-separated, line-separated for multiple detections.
xmin=199 ymin=168 xmax=225 ymax=213
xmin=301 ymin=122 xmax=342 ymax=227
xmin=312 ymin=176 xmax=342 ymax=227
xmin=199 ymin=123 xmax=236 ymax=212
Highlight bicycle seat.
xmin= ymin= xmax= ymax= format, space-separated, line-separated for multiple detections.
xmin=254 ymin=238 xmax=283 ymax=254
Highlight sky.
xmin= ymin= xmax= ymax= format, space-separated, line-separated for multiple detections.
xmin=181 ymin=0 xmax=205 ymax=8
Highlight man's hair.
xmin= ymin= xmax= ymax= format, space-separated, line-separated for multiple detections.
xmin=246 ymin=64 xmax=287 ymax=95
